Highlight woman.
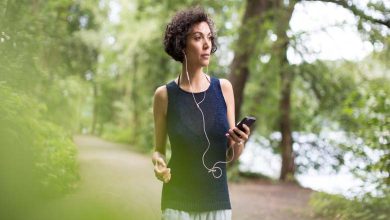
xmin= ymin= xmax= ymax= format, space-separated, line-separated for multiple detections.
xmin=152 ymin=7 xmax=251 ymax=220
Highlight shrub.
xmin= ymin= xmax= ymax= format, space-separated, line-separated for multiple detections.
xmin=0 ymin=83 xmax=80 ymax=199
xmin=309 ymin=191 xmax=390 ymax=220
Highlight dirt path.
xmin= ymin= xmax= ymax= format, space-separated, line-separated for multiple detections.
xmin=54 ymin=135 xmax=315 ymax=220
xmin=229 ymin=180 xmax=314 ymax=220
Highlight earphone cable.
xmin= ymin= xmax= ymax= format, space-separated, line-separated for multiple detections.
xmin=183 ymin=54 xmax=235 ymax=179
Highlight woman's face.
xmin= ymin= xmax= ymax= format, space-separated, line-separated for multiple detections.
xmin=184 ymin=21 xmax=213 ymax=67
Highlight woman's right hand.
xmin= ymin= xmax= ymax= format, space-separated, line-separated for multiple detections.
xmin=152 ymin=152 xmax=171 ymax=183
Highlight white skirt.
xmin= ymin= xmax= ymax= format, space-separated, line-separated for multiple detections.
xmin=162 ymin=208 xmax=232 ymax=220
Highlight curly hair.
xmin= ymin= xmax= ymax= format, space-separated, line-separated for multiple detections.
xmin=163 ymin=7 xmax=218 ymax=63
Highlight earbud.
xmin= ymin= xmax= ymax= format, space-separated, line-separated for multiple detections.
xmin=183 ymin=50 xmax=187 ymax=63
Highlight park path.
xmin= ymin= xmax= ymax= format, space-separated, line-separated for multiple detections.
xmin=48 ymin=135 xmax=315 ymax=220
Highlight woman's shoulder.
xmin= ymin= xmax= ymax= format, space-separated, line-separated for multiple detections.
xmin=154 ymin=76 xmax=180 ymax=95
xmin=154 ymin=84 xmax=168 ymax=102
xmin=216 ymin=77 xmax=233 ymax=91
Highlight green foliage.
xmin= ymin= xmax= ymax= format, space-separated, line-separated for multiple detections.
xmin=339 ymin=75 xmax=389 ymax=190
xmin=41 ymin=76 xmax=90 ymax=133
xmin=0 ymin=83 xmax=80 ymax=198
xmin=101 ymin=123 xmax=134 ymax=145
xmin=227 ymin=163 xmax=241 ymax=182
xmin=238 ymin=171 xmax=274 ymax=181
xmin=310 ymin=191 xmax=390 ymax=220
xmin=0 ymin=83 xmax=40 ymax=220
xmin=341 ymin=77 xmax=389 ymax=148
xmin=33 ymin=121 xmax=80 ymax=197
xmin=0 ymin=83 xmax=80 ymax=220
xmin=0 ymin=0 xmax=97 ymax=134
xmin=0 ymin=3 xmax=90 ymax=218
xmin=30 ymin=197 xmax=152 ymax=220
xmin=293 ymin=60 xmax=357 ymax=132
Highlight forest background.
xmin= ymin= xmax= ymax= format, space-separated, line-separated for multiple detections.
xmin=0 ymin=0 xmax=389 ymax=219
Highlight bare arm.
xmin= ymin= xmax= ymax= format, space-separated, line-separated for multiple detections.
xmin=220 ymin=79 xmax=250 ymax=161
xmin=152 ymin=85 xmax=171 ymax=183
xmin=153 ymin=85 xmax=168 ymax=157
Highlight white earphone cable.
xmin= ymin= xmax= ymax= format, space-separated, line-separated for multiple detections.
xmin=183 ymin=53 xmax=234 ymax=179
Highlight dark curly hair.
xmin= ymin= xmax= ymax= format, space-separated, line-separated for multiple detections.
xmin=163 ymin=7 xmax=218 ymax=63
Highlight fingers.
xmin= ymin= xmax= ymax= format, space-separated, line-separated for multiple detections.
xmin=242 ymin=124 xmax=251 ymax=136
xmin=154 ymin=158 xmax=167 ymax=172
xmin=152 ymin=152 xmax=171 ymax=183
xmin=225 ymin=125 xmax=251 ymax=144
xmin=155 ymin=168 xmax=171 ymax=183
xmin=154 ymin=160 xmax=166 ymax=174
xmin=226 ymin=128 xmax=244 ymax=143
xmin=154 ymin=162 xmax=171 ymax=183
xmin=152 ymin=151 xmax=166 ymax=166
xmin=162 ymin=168 xmax=171 ymax=183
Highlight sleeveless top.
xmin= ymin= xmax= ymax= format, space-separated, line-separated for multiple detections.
xmin=161 ymin=76 xmax=231 ymax=212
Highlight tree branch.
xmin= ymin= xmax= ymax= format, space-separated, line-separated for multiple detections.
xmin=303 ymin=0 xmax=390 ymax=28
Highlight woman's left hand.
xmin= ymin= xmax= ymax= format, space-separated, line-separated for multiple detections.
xmin=225 ymin=124 xmax=251 ymax=145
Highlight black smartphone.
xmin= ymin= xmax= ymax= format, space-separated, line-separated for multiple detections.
xmin=235 ymin=116 xmax=256 ymax=135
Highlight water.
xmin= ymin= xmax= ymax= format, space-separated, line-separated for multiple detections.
xmin=238 ymin=132 xmax=383 ymax=198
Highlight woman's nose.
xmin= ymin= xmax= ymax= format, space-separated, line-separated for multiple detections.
xmin=203 ymin=39 xmax=210 ymax=49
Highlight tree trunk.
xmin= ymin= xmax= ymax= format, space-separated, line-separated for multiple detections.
xmin=279 ymin=67 xmax=295 ymax=181
xmin=91 ymin=81 xmax=98 ymax=135
xmin=131 ymin=53 xmax=139 ymax=144
xmin=273 ymin=0 xmax=296 ymax=181
xmin=228 ymin=0 xmax=271 ymax=120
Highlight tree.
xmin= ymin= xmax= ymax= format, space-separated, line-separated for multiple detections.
xmin=228 ymin=0 xmax=272 ymax=120
xmin=227 ymin=0 xmax=389 ymax=182
xmin=272 ymin=0 xmax=297 ymax=181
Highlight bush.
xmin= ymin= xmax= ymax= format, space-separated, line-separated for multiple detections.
xmin=309 ymin=191 xmax=390 ymax=220
xmin=0 ymin=83 xmax=80 ymax=199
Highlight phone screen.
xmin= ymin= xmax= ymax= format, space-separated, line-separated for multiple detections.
xmin=236 ymin=116 xmax=256 ymax=132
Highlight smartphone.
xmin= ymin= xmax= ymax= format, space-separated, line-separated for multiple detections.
xmin=235 ymin=116 xmax=256 ymax=135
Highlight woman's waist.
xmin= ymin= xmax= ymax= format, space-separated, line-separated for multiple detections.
xmin=168 ymin=155 xmax=228 ymax=172
xmin=162 ymin=176 xmax=229 ymax=197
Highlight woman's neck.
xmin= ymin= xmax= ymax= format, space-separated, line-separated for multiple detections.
xmin=179 ymin=64 xmax=209 ymax=92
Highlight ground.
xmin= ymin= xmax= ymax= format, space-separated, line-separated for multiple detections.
xmin=35 ymin=135 xmax=317 ymax=220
